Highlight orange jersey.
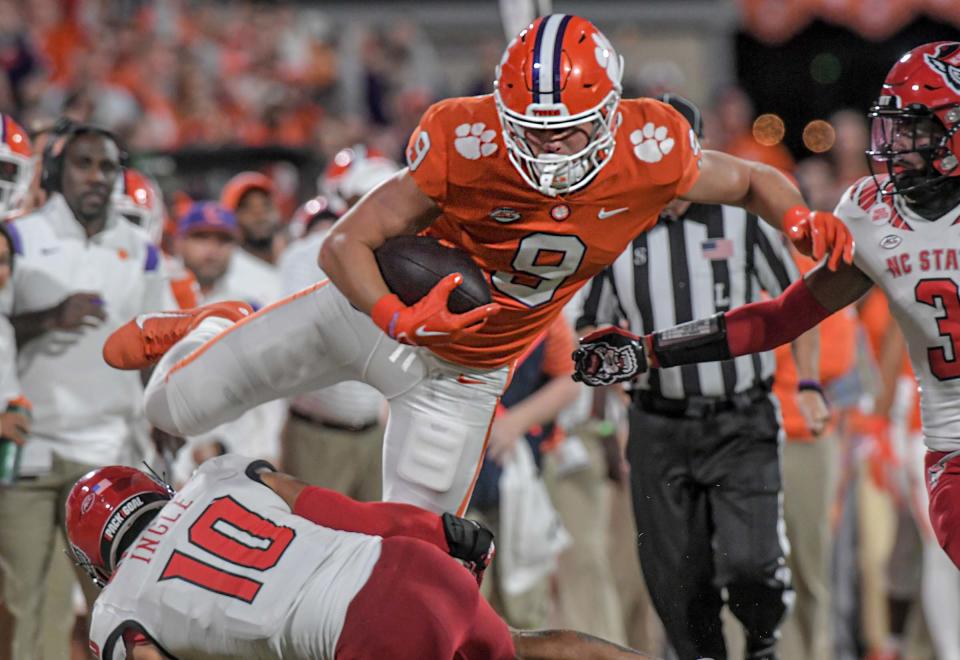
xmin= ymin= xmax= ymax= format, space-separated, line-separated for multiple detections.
xmin=407 ymin=94 xmax=701 ymax=368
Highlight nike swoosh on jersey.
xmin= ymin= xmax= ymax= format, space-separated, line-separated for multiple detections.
xmin=597 ymin=207 xmax=629 ymax=219
xmin=457 ymin=374 xmax=486 ymax=385
xmin=415 ymin=325 xmax=449 ymax=337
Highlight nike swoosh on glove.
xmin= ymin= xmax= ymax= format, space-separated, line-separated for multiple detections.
xmin=371 ymin=273 xmax=500 ymax=347
xmin=572 ymin=326 xmax=648 ymax=387
xmin=783 ymin=205 xmax=855 ymax=271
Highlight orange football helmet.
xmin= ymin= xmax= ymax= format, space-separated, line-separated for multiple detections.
xmin=0 ymin=114 xmax=33 ymax=214
xmin=112 ymin=168 xmax=165 ymax=244
xmin=494 ymin=14 xmax=623 ymax=196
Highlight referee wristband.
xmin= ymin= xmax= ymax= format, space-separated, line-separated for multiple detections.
xmin=798 ymin=380 xmax=824 ymax=394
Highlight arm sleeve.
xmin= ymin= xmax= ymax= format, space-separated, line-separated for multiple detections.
xmin=725 ymin=277 xmax=832 ymax=356
xmin=293 ymin=485 xmax=450 ymax=552
xmin=405 ymin=101 xmax=450 ymax=205
xmin=752 ymin=219 xmax=801 ymax=296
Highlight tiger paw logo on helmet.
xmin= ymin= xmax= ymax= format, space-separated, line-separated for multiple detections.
xmin=592 ymin=32 xmax=621 ymax=84
xmin=454 ymin=123 xmax=498 ymax=160
xmin=631 ymin=123 xmax=675 ymax=163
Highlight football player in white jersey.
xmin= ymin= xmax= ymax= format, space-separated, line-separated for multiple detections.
xmin=573 ymin=41 xmax=960 ymax=570
xmin=66 ymin=455 xmax=652 ymax=659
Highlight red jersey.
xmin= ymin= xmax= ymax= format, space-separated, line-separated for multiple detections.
xmin=407 ymin=94 xmax=701 ymax=368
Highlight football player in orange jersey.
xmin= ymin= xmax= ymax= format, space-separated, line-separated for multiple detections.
xmin=104 ymin=15 xmax=853 ymax=516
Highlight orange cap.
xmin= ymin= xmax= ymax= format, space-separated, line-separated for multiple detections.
xmin=220 ymin=172 xmax=274 ymax=211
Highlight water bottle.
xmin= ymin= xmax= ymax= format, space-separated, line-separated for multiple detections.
xmin=0 ymin=399 xmax=31 ymax=486
xmin=0 ymin=436 xmax=20 ymax=485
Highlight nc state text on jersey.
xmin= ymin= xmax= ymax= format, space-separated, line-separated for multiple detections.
xmin=887 ymin=248 xmax=960 ymax=278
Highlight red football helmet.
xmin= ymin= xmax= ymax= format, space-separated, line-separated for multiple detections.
xmin=65 ymin=466 xmax=173 ymax=587
xmin=112 ymin=168 xmax=165 ymax=243
xmin=867 ymin=42 xmax=960 ymax=196
xmin=494 ymin=14 xmax=623 ymax=197
xmin=0 ymin=114 xmax=33 ymax=214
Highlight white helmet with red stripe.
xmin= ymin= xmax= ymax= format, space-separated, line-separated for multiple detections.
xmin=321 ymin=144 xmax=398 ymax=206
xmin=494 ymin=14 xmax=623 ymax=197
xmin=0 ymin=114 xmax=33 ymax=214
xmin=112 ymin=168 xmax=164 ymax=244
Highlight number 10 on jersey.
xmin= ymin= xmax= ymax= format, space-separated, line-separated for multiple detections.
xmin=159 ymin=497 xmax=294 ymax=603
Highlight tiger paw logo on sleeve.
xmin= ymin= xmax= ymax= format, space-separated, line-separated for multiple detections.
xmin=631 ymin=123 xmax=675 ymax=163
xmin=454 ymin=123 xmax=498 ymax=160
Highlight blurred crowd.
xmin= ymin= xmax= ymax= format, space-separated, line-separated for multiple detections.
xmin=0 ymin=0 xmax=444 ymax=165
xmin=0 ymin=3 xmax=957 ymax=660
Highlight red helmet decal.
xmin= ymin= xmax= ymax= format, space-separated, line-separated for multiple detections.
xmin=924 ymin=43 xmax=960 ymax=95
xmin=66 ymin=466 xmax=172 ymax=586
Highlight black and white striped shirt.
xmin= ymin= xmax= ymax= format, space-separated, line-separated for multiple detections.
xmin=577 ymin=203 xmax=800 ymax=399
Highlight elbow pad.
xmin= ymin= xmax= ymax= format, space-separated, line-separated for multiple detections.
xmin=651 ymin=313 xmax=731 ymax=368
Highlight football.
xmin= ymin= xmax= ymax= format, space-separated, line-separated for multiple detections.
xmin=374 ymin=235 xmax=491 ymax=314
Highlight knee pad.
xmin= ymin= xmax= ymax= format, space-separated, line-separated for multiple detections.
xmin=396 ymin=412 xmax=469 ymax=494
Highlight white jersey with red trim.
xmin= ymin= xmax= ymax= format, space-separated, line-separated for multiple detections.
xmin=836 ymin=176 xmax=960 ymax=451
xmin=87 ymin=455 xmax=382 ymax=660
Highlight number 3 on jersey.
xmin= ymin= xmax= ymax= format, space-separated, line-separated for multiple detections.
xmin=159 ymin=497 xmax=294 ymax=603
xmin=915 ymin=278 xmax=960 ymax=381
xmin=493 ymin=233 xmax=586 ymax=307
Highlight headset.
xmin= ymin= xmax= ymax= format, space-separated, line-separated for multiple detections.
xmin=39 ymin=118 xmax=128 ymax=193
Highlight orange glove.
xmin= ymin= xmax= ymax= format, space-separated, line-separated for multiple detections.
xmin=371 ymin=273 xmax=500 ymax=347
xmin=853 ymin=413 xmax=902 ymax=498
xmin=783 ymin=205 xmax=855 ymax=271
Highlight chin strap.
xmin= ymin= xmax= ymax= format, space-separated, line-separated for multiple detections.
xmin=898 ymin=175 xmax=960 ymax=219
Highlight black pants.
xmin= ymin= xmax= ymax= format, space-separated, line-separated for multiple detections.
xmin=627 ymin=395 xmax=792 ymax=660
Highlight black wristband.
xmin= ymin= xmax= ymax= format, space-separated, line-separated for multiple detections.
xmin=797 ymin=380 xmax=824 ymax=394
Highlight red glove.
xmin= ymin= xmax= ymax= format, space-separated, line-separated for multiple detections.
xmin=783 ymin=205 xmax=855 ymax=271
xmin=371 ymin=273 xmax=500 ymax=346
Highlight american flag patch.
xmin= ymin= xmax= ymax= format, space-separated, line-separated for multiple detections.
xmin=92 ymin=479 xmax=112 ymax=494
xmin=701 ymin=239 xmax=734 ymax=260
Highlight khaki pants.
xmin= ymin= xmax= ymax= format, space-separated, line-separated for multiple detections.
xmin=607 ymin=477 xmax=664 ymax=655
xmin=467 ymin=507 xmax=551 ymax=629
xmin=543 ymin=435 xmax=627 ymax=645
xmin=780 ymin=434 xmax=838 ymax=660
xmin=281 ymin=413 xmax=383 ymax=502
xmin=0 ymin=454 xmax=100 ymax=660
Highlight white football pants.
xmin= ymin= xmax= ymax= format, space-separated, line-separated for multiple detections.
xmin=144 ymin=281 xmax=510 ymax=514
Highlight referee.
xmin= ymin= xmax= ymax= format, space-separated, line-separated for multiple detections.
xmin=576 ymin=95 xmax=828 ymax=660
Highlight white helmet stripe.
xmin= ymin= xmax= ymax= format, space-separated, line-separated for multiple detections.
xmin=536 ymin=15 xmax=566 ymax=105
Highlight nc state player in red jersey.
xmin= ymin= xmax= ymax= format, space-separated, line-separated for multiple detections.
xmin=575 ymin=42 xmax=960 ymax=570
xmin=66 ymin=455 xmax=652 ymax=659
xmin=103 ymin=15 xmax=853 ymax=516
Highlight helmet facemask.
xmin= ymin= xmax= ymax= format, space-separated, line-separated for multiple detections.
xmin=495 ymin=88 xmax=620 ymax=197
xmin=0 ymin=153 xmax=32 ymax=214
xmin=70 ymin=542 xmax=111 ymax=588
xmin=868 ymin=101 xmax=960 ymax=201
